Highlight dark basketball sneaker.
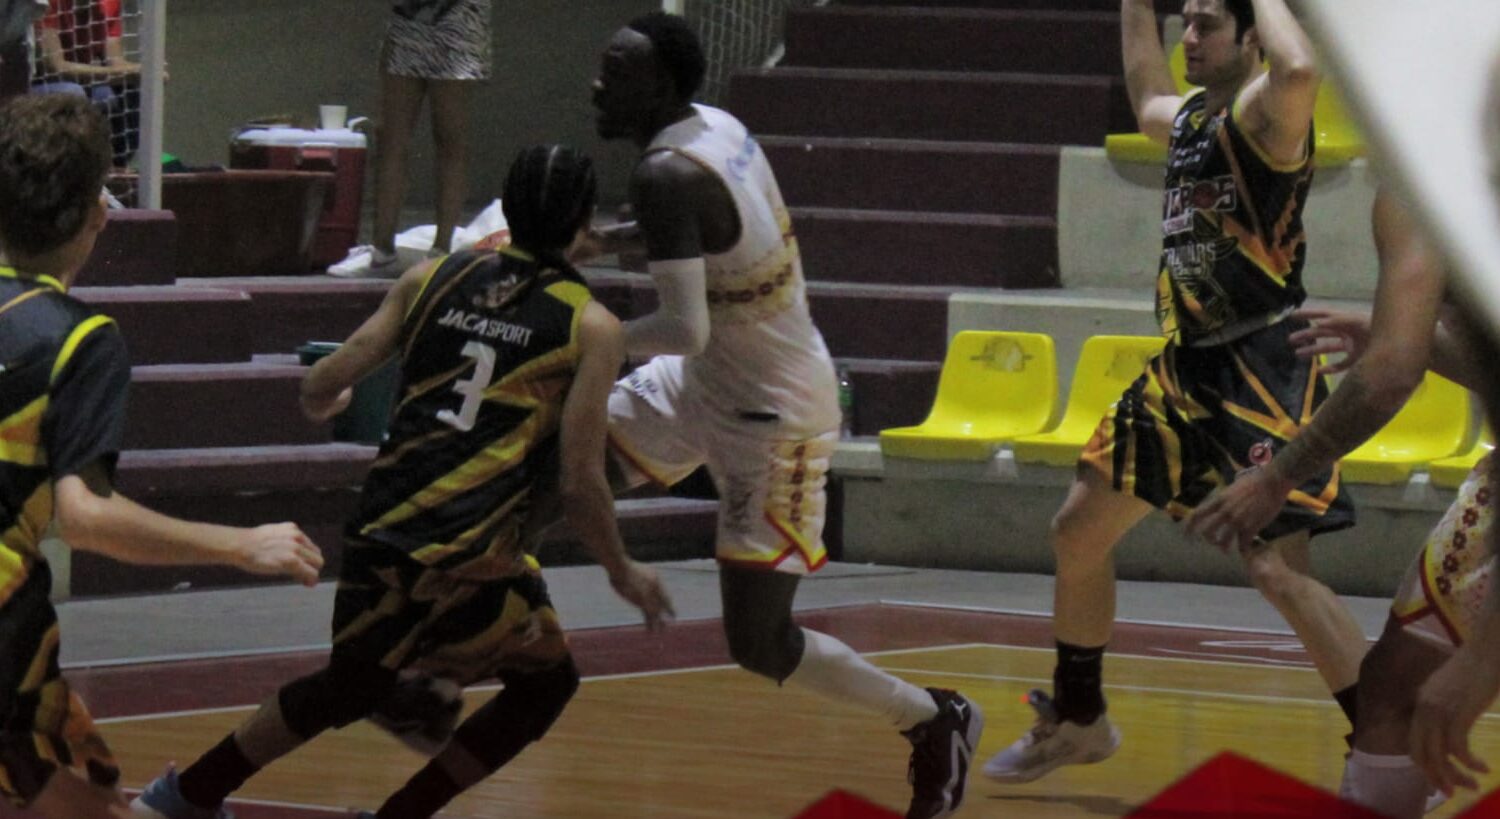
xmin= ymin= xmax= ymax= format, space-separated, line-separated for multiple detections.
xmin=368 ymin=672 xmax=464 ymax=756
xmin=902 ymin=688 xmax=985 ymax=819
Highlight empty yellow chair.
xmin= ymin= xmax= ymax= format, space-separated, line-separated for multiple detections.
xmin=1428 ymin=426 xmax=1494 ymax=489
xmin=1012 ymin=335 xmax=1166 ymax=466
xmin=1106 ymin=42 xmax=1365 ymax=165
xmin=1339 ymin=373 xmax=1471 ymax=484
xmin=1310 ymin=80 xmax=1366 ymax=165
xmin=879 ymin=331 xmax=1057 ymax=461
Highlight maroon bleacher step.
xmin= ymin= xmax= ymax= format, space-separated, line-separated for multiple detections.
xmin=785 ymin=8 xmax=1122 ymax=76
xmin=76 ymin=442 xmax=718 ymax=596
xmin=126 ymin=361 xmax=329 ymax=449
xmin=793 ymin=207 xmax=1058 ymax=288
xmin=178 ymin=276 xmax=390 ymax=356
xmin=729 ymin=67 xmax=1134 ymax=144
xmin=73 ymin=285 xmax=253 ymax=365
xmin=583 ymin=271 xmax=953 ymax=362
xmin=762 ymin=136 xmax=1058 ymax=216
xmin=77 ymin=209 xmax=177 ymax=287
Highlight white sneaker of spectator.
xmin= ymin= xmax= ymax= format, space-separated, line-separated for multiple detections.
xmin=328 ymin=245 xmax=406 ymax=278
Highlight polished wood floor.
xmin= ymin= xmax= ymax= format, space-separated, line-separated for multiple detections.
xmin=67 ymin=607 xmax=1500 ymax=818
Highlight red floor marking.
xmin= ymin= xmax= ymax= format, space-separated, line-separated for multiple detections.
xmin=69 ymin=605 xmax=1314 ymax=720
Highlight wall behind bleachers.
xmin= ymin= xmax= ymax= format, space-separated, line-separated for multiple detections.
xmin=162 ymin=0 xmax=656 ymax=209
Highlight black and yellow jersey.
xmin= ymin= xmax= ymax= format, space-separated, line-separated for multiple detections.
xmin=1156 ymin=89 xmax=1315 ymax=346
xmin=0 ymin=267 xmax=129 ymax=605
xmin=347 ymin=247 xmax=594 ymax=578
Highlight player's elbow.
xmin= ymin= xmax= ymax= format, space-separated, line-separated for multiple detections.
xmin=680 ymin=313 xmax=710 ymax=356
xmin=1361 ymin=364 xmax=1424 ymax=417
xmin=53 ymin=476 xmax=110 ymax=553
xmin=1272 ymin=60 xmax=1320 ymax=92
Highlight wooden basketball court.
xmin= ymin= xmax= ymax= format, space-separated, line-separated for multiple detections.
xmin=50 ymin=605 xmax=1500 ymax=818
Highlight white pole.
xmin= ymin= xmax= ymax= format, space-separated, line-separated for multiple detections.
xmin=662 ymin=0 xmax=686 ymax=14
xmin=137 ymin=0 xmax=166 ymax=210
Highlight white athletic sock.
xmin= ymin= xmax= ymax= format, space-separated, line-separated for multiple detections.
xmin=784 ymin=628 xmax=939 ymax=731
xmin=1339 ymin=749 xmax=1430 ymax=819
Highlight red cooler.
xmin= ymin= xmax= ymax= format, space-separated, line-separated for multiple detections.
xmin=230 ymin=127 xmax=367 ymax=268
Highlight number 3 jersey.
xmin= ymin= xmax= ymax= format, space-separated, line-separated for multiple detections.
xmin=348 ymin=247 xmax=592 ymax=577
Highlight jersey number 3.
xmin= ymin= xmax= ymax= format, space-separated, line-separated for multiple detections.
xmin=436 ymin=341 xmax=496 ymax=431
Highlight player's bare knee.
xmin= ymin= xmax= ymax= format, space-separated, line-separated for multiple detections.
xmin=1243 ymin=551 xmax=1306 ymax=606
xmin=1050 ymin=518 xmax=1111 ymax=571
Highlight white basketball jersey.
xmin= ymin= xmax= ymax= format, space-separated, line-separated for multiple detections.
xmin=646 ymin=105 xmax=839 ymax=433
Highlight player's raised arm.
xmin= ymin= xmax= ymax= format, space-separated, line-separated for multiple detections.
xmin=1233 ymin=0 xmax=1320 ymax=165
xmin=620 ymin=151 xmax=711 ymax=357
xmin=1122 ymin=0 xmax=1183 ymax=144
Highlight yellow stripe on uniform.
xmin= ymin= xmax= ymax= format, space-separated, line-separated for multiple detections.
xmin=19 ymin=622 xmax=59 ymax=693
xmin=409 ymin=489 xmax=527 ymax=564
xmin=0 ymin=266 xmax=64 ymax=293
xmin=49 ymin=315 xmax=115 ymax=385
xmin=0 ymin=396 xmax=48 ymax=467
xmin=363 ymin=424 xmax=536 ymax=533
xmin=0 ymin=485 xmax=53 ymax=579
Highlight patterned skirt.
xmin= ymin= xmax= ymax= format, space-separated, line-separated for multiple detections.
xmin=383 ymin=0 xmax=492 ymax=81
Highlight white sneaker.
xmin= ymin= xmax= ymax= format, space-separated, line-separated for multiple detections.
xmin=981 ymin=689 xmax=1120 ymax=783
xmin=328 ymin=245 xmax=403 ymax=278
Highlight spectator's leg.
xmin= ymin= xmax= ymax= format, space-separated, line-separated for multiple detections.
xmin=427 ymin=79 xmax=471 ymax=253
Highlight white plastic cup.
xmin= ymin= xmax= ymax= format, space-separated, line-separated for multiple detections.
xmin=319 ymin=104 xmax=348 ymax=130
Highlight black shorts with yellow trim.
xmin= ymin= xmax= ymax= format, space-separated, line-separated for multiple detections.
xmin=331 ymin=541 xmax=570 ymax=687
xmin=0 ymin=564 xmax=118 ymax=806
xmin=1078 ymin=318 xmax=1355 ymax=541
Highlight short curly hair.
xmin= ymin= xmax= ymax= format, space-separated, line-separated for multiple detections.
xmin=0 ymin=95 xmax=110 ymax=258
xmin=627 ymin=11 xmax=707 ymax=104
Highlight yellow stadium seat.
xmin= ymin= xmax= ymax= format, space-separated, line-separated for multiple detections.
xmin=1428 ymin=426 xmax=1494 ymax=489
xmin=1310 ymin=80 xmax=1366 ymax=165
xmin=1012 ymin=335 xmax=1166 ymax=466
xmin=1339 ymin=373 xmax=1471 ymax=484
xmin=1106 ymin=42 xmax=1366 ymax=165
xmin=879 ymin=331 xmax=1058 ymax=461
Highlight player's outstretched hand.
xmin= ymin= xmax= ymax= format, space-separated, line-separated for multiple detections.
xmin=301 ymin=386 xmax=353 ymax=423
xmin=1411 ymin=645 xmax=1499 ymax=795
xmin=237 ymin=522 xmax=324 ymax=587
xmin=1184 ymin=466 xmax=1292 ymax=554
xmin=1289 ymin=308 xmax=1371 ymax=375
xmin=609 ymin=559 xmax=676 ymax=632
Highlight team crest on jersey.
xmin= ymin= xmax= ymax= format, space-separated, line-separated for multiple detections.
xmin=1164 ymin=176 xmax=1238 ymax=235
xmin=471 ymin=274 xmax=523 ymax=311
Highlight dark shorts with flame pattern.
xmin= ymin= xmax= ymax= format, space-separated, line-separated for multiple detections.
xmin=1078 ymin=318 xmax=1356 ymax=542
xmin=0 ymin=565 xmax=118 ymax=806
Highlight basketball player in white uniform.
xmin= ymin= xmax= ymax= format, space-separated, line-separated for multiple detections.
xmin=590 ymin=13 xmax=982 ymax=819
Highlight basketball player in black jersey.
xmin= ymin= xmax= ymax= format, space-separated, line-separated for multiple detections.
xmin=133 ymin=145 xmax=673 ymax=819
xmin=986 ymin=0 xmax=1371 ymax=783
xmin=0 ymin=95 xmax=323 ymax=819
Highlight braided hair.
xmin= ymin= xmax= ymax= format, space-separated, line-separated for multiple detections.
xmin=501 ymin=144 xmax=597 ymax=267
